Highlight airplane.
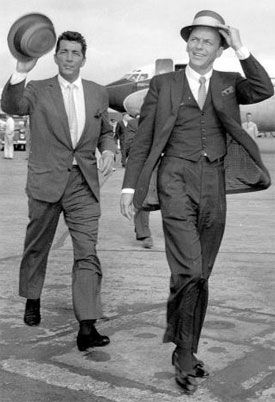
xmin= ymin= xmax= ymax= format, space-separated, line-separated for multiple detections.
xmin=106 ymin=59 xmax=275 ymax=133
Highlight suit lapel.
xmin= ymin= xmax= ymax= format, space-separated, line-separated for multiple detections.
xmin=210 ymin=70 xmax=226 ymax=113
xmin=171 ymin=69 xmax=186 ymax=114
xmin=46 ymin=76 xmax=73 ymax=147
xmin=210 ymin=71 xmax=240 ymax=132
xmin=77 ymin=80 xmax=98 ymax=147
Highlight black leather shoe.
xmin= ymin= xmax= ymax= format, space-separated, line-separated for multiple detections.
xmin=172 ymin=350 xmax=198 ymax=395
xmin=142 ymin=237 xmax=153 ymax=249
xmin=194 ymin=363 xmax=209 ymax=378
xmin=172 ymin=349 xmax=209 ymax=378
xmin=192 ymin=353 xmax=209 ymax=377
xmin=24 ymin=298 xmax=41 ymax=326
xmin=77 ymin=323 xmax=110 ymax=351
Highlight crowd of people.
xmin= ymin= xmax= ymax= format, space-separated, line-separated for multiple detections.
xmin=1 ymin=9 xmax=273 ymax=395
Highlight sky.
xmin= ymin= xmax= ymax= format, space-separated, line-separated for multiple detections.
xmin=0 ymin=0 xmax=275 ymax=87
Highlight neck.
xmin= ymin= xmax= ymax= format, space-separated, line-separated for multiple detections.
xmin=188 ymin=63 xmax=213 ymax=76
xmin=59 ymin=73 xmax=80 ymax=84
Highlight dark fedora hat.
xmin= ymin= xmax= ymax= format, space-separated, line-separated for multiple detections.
xmin=7 ymin=13 xmax=56 ymax=61
xmin=180 ymin=10 xmax=229 ymax=49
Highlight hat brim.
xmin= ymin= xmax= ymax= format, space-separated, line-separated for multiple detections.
xmin=8 ymin=13 xmax=56 ymax=62
xmin=180 ymin=25 xmax=229 ymax=49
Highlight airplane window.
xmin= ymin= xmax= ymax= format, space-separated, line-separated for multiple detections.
xmin=123 ymin=72 xmax=148 ymax=82
xmin=139 ymin=74 xmax=148 ymax=80
xmin=130 ymin=74 xmax=139 ymax=81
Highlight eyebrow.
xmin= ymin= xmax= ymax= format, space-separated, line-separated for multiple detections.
xmin=189 ymin=35 xmax=215 ymax=44
xmin=59 ymin=48 xmax=82 ymax=53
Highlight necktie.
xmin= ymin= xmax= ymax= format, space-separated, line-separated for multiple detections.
xmin=67 ymin=84 xmax=78 ymax=148
xmin=198 ymin=76 xmax=207 ymax=110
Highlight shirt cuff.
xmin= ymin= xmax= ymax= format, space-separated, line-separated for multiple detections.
xmin=235 ymin=46 xmax=250 ymax=60
xmin=10 ymin=71 xmax=28 ymax=85
xmin=121 ymin=188 xmax=135 ymax=194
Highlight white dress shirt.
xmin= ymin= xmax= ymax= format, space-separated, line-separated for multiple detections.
xmin=57 ymin=74 xmax=85 ymax=146
xmin=185 ymin=65 xmax=213 ymax=102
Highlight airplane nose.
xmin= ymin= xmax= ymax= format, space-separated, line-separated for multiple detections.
xmin=123 ymin=89 xmax=149 ymax=117
xmin=107 ymin=82 xmax=138 ymax=113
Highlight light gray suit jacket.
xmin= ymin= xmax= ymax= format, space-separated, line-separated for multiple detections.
xmin=1 ymin=76 xmax=116 ymax=202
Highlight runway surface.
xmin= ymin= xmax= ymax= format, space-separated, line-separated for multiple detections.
xmin=0 ymin=142 xmax=274 ymax=401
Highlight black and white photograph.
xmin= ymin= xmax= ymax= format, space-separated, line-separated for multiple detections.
xmin=0 ymin=1 xmax=274 ymax=401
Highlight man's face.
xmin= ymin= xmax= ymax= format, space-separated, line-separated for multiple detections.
xmin=54 ymin=40 xmax=86 ymax=82
xmin=186 ymin=27 xmax=223 ymax=74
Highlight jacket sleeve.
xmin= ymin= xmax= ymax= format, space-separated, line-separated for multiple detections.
xmin=236 ymin=54 xmax=274 ymax=104
xmin=1 ymin=78 xmax=36 ymax=116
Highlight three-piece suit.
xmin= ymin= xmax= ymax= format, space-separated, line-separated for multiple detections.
xmin=122 ymin=54 xmax=273 ymax=352
xmin=1 ymin=76 xmax=116 ymax=321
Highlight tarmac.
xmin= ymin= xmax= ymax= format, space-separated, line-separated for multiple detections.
xmin=0 ymin=140 xmax=274 ymax=402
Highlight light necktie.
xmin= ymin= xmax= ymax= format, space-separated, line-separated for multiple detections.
xmin=67 ymin=84 xmax=78 ymax=148
xmin=198 ymin=76 xmax=207 ymax=110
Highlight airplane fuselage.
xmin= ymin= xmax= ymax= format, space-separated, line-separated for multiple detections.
xmin=107 ymin=60 xmax=275 ymax=132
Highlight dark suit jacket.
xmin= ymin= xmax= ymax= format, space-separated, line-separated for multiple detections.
xmin=122 ymin=54 xmax=274 ymax=210
xmin=124 ymin=118 xmax=139 ymax=149
xmin=114 ymin=120 xmax=127 ymax=145
xmin=1 ymin=76 xmax=116 ymax=202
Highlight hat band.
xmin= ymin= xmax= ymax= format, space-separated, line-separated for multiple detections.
xmin=192 ymin=16 xmax=222 ymax=27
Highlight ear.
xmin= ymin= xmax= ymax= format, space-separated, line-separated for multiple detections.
xmin=54 ymin=54 xmax=58 ymax=65
xmin=81 ymin=57 xmax=86 ymax=68
xmin=216 ymin=47 xmax=224 ymax=59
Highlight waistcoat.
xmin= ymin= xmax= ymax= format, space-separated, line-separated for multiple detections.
xmin=164 ymin=80 xmax=226 ymax=162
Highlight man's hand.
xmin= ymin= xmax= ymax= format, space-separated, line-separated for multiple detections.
xmin=120 ymin=193 xmax=134 ymax=220
xmin=99 ymin=150 xmax=114 ymax=176
xmin=16 ymin=59 xmax=38 ymax=74
xmin=217 ymin=24 xmax=243 ymax=51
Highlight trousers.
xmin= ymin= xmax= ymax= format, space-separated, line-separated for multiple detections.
xmin=134 ymin=209 xmax=151 ymax=239
xmin=158 ymin=156 xmax=226 ymax=351
xmin=19 ymin=166 xmax=102 ymax=321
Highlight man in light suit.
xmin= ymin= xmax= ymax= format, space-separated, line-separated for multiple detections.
xmin=1 ymin=31 xmax=116 ymax=351
xmin=120 ymin=10 xmax=273 ymax=394
xmin=3 ymin=115 xmax=15 ymax=159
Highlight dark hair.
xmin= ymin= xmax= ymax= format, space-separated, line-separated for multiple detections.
xmin=55 ymin=31 xmax=87 ymax=57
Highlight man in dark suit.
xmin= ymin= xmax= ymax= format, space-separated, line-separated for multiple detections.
xmin=125 ymin=115 xmax=153 ymax=248
xmin=1 ymin=31 xmax=116 ymax=351
xmin=120 ymin=10 xmax=273 ymax=394
xmin=114 ymin=112 xmax=132 ymax=167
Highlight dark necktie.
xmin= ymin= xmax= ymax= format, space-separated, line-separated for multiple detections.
xmin=198 ymin=76 xmax=207 ymax=110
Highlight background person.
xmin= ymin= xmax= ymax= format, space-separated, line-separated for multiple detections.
xmin=242 ymin=112 xmax=259 ymax=138
xmin=120 ymin=10 xmax=273 ymax=395
xmin=126 ymin=115 xmax=153 ymax=249
xmin=1 ymin=30 xmax=116 ymax=352
xmin=4 ymin=114 xmax=15 ymax=159
xmin=114 ymin=112 xmax=132 ymax=167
